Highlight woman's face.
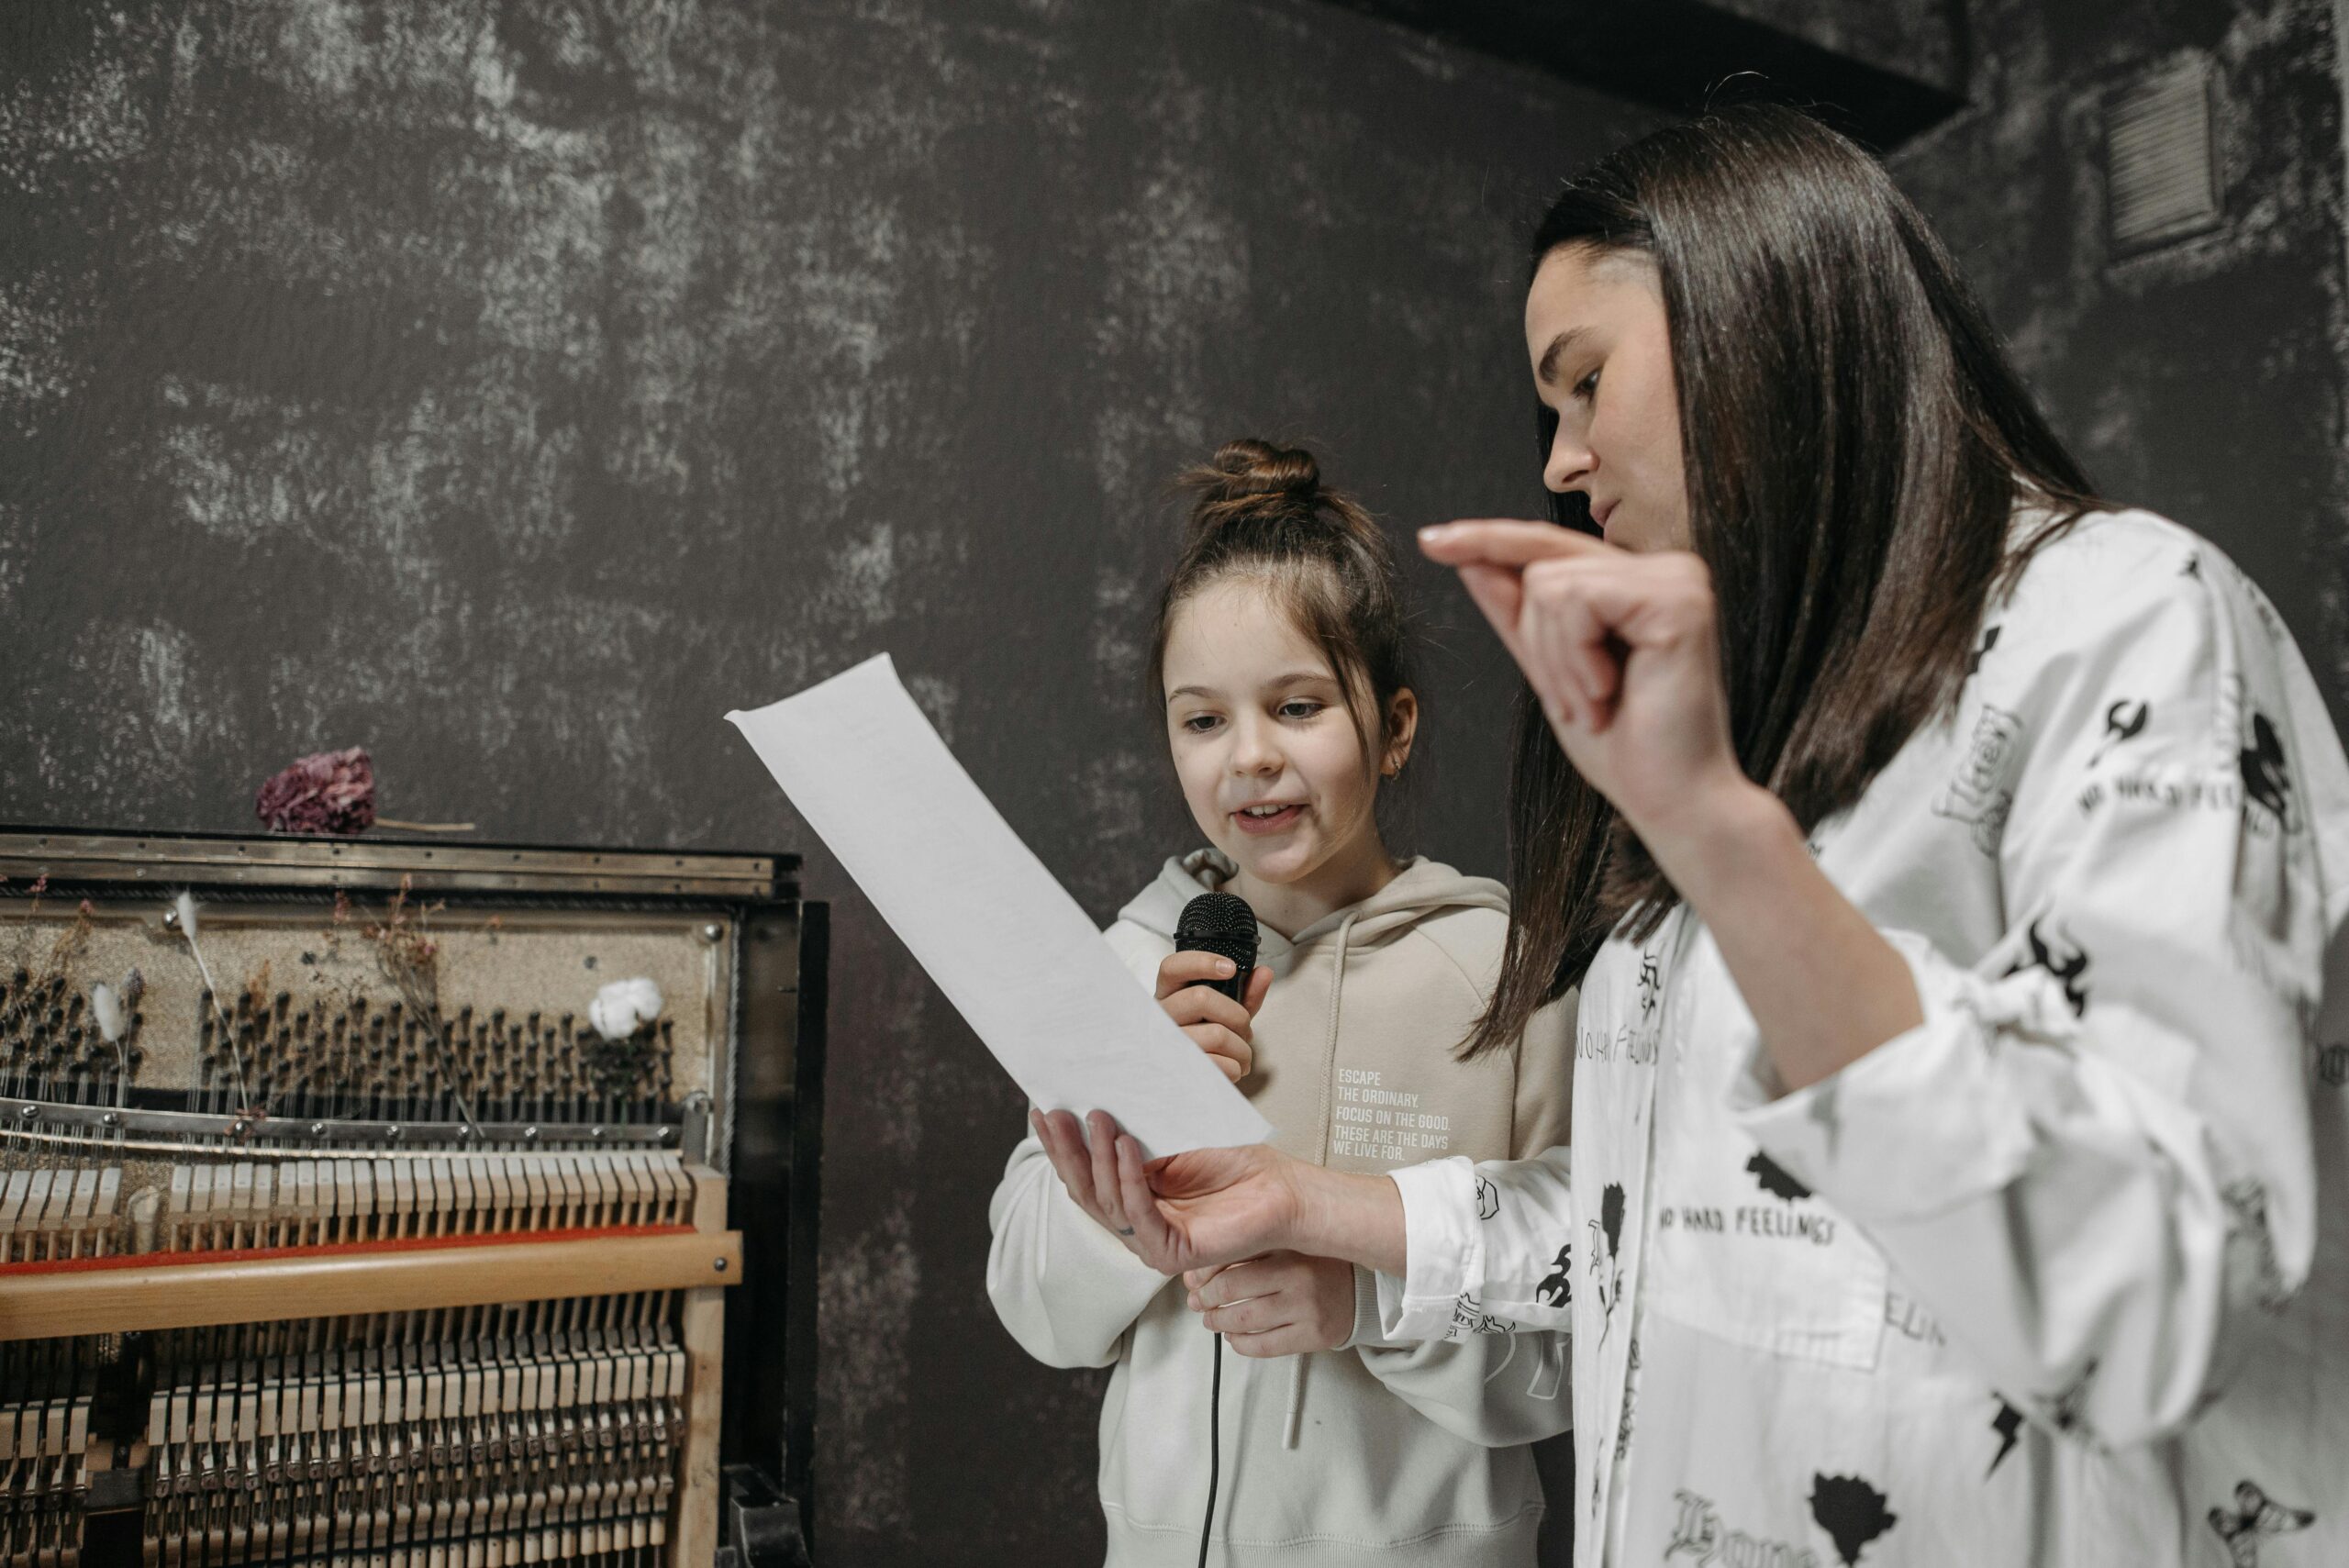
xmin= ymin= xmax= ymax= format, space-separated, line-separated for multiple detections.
xmin=1525 ymin=244 xmax=1689 ymax=552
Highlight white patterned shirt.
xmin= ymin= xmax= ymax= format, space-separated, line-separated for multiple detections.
xmin=1375 ymin=509 xmax=2349 ymax=1568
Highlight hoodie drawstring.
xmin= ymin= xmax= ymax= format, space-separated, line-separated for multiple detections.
xmin=1316 ymin=910 xmax=1360 ymax=1165
xmin=1283 ymin=1349 xmax=1309 ymax=1449
xmin=1286 ymin=910 xmax=1361 ymax=1451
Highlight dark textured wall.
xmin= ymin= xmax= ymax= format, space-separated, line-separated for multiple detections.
xmin=11 ymin=0 xmax=2349 ymax=1562
xmin=1890 ymin=0 xmax=2349 ymax=731
xmin=1713 ymin=0 xmax=1965 ymax=93
xmin=0 ymin=3 xmax=1640 ymax=1562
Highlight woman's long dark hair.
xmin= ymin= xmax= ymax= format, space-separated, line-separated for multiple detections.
xmin=1464 ymin=104 xmax=2106 ymax=1059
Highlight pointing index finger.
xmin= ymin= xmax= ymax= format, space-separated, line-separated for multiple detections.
xmin=1419 ymin=518 xmax=1618 ymax=568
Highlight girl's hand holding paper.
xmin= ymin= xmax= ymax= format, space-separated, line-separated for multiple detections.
xmin=1029 ymin=1108 xmax=1310 ymax=1277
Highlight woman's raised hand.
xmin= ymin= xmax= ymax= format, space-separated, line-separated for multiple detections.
xmin=1030 ymin=1108 xmax=1311 ymax=1274
xmin=1419 ymin=519 xmax=1749 ymax=843
xmin=1155 ymin=951 xmax=1274 ymax=1083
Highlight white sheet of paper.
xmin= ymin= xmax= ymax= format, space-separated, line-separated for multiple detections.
xmin=727 ymin=653 xmax=1271 ymax=1158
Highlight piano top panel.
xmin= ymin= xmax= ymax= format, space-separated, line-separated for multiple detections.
xmin=0 ymin=826 xmax=796 ymax=901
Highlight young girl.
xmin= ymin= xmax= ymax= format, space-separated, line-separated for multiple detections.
xmin=1042 ymin=109 xmax=2349 ymax=1567
xmin=987 ymin=439 xmax=1575 ymax=1566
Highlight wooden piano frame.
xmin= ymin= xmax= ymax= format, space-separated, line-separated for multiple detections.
xmin=0 ymin=827 xmax=829 ymax=1567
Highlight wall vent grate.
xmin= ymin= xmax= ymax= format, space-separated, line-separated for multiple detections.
xmin=2106 ymin=59 xmax=2221 ymax=252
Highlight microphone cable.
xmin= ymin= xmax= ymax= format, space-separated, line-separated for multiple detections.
xmin=1172 ymin=890 xmax=1256 ymax=1568
xmin=1197 ymin=1332 xmax=1222 ymax=1568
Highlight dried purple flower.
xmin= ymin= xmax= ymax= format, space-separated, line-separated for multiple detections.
xmin=255 ymin=747 xmax=378 ymax=835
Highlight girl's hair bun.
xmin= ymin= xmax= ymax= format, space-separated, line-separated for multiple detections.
xmin=1188 ymin=438 xmax=1322 ymax=509
xmin=1150 ymin=435 xmax=1416 ymax=768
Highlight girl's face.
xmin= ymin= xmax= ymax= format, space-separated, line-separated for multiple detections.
xmin=1161 ymin=578 xmax=1414 ymax=930
xmin=1526 ymin=244 xmax=1690 ymax=552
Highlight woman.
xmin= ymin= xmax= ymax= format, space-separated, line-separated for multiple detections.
xmin=1033 ymin=105 xmax=2349 ymax=1565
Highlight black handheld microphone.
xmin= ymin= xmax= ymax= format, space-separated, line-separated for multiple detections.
xmin=1174 ymin=892 xmax=1258 ymax=1003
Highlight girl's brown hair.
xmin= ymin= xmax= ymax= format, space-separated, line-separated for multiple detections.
xmin=1464 ymin=104 xmax=2107 ymax=1059
xmin=1147 ymin=439 xmax=1414 ymax=767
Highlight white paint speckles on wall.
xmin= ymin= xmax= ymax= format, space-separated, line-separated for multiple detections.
xmin=1090 ymin=562 xmax=1146 ymax=695
xmin=0 ymin=290 xmax=75 ymax=410
xmin=1087 ymin=406 xmax=1172 ymax=550
xmin=273 ymin=0 xmax=369 ymax=101
xmin=0 ymin=50 xmax=151 ymax=194
xmin=1074 ymin=747 xmax=1165 ymax=907
xmin=1082 ymin=97 xmax=1252 ymax=525
xmin=904 ymin=673 xmax=962 ymax=745
xmin=790 ymin=200 xmax=916 ymax=503
xmin=153 ymin=380 xmax=339 ymax=539
xmin=1105 ymin=161 xmax=1251 ymax=368
xmin=0 ymin=505 xmax=25 ymax=623
xmin=64 ymin=619 xmax=237 ymax=811
xmin=818 ymin=1197 xmax=919 ymax=1534
xmin=823 ymin=519 xmax=900 ymax=628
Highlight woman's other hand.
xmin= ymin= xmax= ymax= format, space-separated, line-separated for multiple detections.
xmin=1183 ymin=1251 xmax=1355 ymax=1357
xmin=1154 ymin=951 xmax=1274 ymax=1083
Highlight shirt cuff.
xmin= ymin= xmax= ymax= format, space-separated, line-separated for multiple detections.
xmin=1729 ymin=929 xmax=2048 ymax=1224
xmin=1341 ymin=1265 xmax=1407 ymax=1351
xmin=1376 ymin=1157 xmax=1481 ymax=1341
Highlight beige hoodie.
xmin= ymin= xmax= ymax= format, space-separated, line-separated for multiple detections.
xmin=987 ymin=851 xmax=1575 ymax=1566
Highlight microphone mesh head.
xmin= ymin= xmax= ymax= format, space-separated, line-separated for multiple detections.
xmin=1175 ymin=891 xmax=1258 ymax=973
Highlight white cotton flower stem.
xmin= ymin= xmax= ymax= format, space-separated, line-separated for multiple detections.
xmin=176 ymin=894 xmax=253 ymax=1116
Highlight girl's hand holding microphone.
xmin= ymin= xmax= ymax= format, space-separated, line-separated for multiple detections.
xmin=1155 ymin=949 xmax=1271 ymax=1083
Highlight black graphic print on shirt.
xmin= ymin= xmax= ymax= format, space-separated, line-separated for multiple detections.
xmin=1590 ymin=1182 xmax=1626 ymax=1342
xmin=2034 ymin=1358 xmax=2098 ymax=1435
xmin=1967 ymin=623 xmax=2001 ymax=677
xmin=1449 ymin=1293 xmax=1511 ymax=1336
xmin=2239 ymin=711 xmax=2297 ymax=833
xmin=1660 ymin=1151 xmax=1840 ymax=1245
xmin=1614 ymin=1333 xmax=1640 ymax=1462
xmin=1932 ymin=704 xmax=2025 ymax=855
xmin=1746 ymin=1150 xmax=1813 ymax=1203
xmin=1809 ymin=1474 xmax=1898 ymax=1567
xmin=1536 ymin=1243 xmax=1573 ymax=1307
xmin=1885 ymin=1287 xmax=1945 ymax=1347
xmin=2088 ymin=698 xmax=2150 ymax=766
xmin=1475 ymin=1173 xmax=1500 ymax=1221
xmin=2007 ymin=919 xmax=2090 ymax=1017
xmin=1637 ymin=949 xmax=1662 ymax=1018
xmin=2221 ymin=1177 xmax=2289 ymax=1310
xmin=2209 ymin=1480 xmax=2316 ymax=1567
xmin=1987 ymin=1397 xmax=2024 ymax=1477
xmin=1665 ymin=1490 xmax=1813 ymax=1567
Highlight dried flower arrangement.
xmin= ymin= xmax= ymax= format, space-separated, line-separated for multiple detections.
xmin=254 ymin=748 xmax=473 ymax=836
